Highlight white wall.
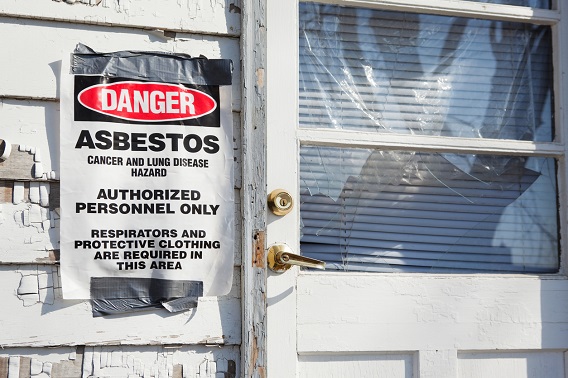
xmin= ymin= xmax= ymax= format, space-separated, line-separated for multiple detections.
xmin=0 ymin=1 xmax=242 ymax=377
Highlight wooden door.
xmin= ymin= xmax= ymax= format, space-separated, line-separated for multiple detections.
xmin=266 ymin=1 xmax=568 ymax=377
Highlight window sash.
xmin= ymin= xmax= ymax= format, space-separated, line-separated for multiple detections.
xmin=299 ymin=2 xmax=554 ymax=141
xmin=297 ymin=2 xmax=563 ymax=274
xmin=300 ymin=146 xmax=559 ymax=273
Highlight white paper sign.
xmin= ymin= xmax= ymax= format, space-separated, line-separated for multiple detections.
xmin=60 ymin=52 xmax=234 ymax=300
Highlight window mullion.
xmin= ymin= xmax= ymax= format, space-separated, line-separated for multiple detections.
xmin=298 ymin=128 xmax=565 ymax=157
xmin=308 ymin=0 xmax=560 ymax=25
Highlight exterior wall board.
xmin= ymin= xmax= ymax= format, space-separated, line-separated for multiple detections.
xmin=0 ymin=18 xmax=241 ymax=110
xmin=0 ymin=265 xmax=240 ymax=346
xmin=0 ymin=1 xmax=244 ymax=377
xmin=0 ymin=0 xmax=241 ymax=37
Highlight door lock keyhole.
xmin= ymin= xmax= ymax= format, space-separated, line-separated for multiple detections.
xmin=268 ymin=189 xmax=294 ymax=216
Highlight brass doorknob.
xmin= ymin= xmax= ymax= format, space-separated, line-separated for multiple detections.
xmin=267 ymin=244 xmax=325 ymax=273
xmin=268 ymin=189 xmax=293 ymax=216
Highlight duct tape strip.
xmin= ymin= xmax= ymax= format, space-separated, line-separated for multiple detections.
xmin=90 ymin=277 xmax=203 ymax=317
xmin=71 ymin=43 xmax=232 ymax=86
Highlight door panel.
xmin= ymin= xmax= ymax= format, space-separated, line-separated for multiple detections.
xmin=299 ymin=353 xmax=414 ymax=378
xmin=297 ymin=275 xmax=568 ymax=353
xmin=457 ymin=351 xmax=566 ymax=378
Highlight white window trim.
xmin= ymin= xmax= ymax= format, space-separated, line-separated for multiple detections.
xmin=304 ymin=0 xmax=560 ymax=24
xmin=295 ymin=0 xmax=568 ymax=276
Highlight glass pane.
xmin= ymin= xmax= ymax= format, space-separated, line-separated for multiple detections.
xmin=300 ymin=145 xmax=559 ymax=273
xmin=299 ymin=3 xmax=554 ymax=141
xmin=468 ymin=0 xmax=550 ymax=8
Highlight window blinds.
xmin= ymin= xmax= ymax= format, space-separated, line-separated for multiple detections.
xmin=300 ymin=147 xmax=558 ymax=273
xmin=299 ymin=3 xmax=553 ymax=141
xmin=298 ymin=3 xmax=558 ymax=273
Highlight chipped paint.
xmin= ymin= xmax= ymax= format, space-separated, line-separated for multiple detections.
xmin=255 ymin=68 xmax=264 ymax=89
xmin=1 ymin=200 xmax=60 ymax=262
xmin=78 ymin=346 xmax=238 ymax=378
xmin=0 ymin=2 xmax=244 ymax=375
xmin=0 ymin=142 xmax=60 ymax=262
xmin=51 ymin=0 xmax=104 ymax=6
xmin=229 ymin=3 xmax=241 ymax=14
xmin=16 ymin=266 xmax=57 ymax=307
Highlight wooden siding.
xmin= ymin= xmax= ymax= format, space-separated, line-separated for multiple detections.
xmin=0 ymin=1 xmax=244 ymax=376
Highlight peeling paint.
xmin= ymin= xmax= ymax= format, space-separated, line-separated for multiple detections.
xmin=0 ymin=142 xmax=57 ymax=182
xmin=0 ymin=139 xmax=11 ymax=161
xmin=12 ymin=182 xmax=24 ymax=205
xmin=78 ymin=346 xmax=238 ymax=378
xmin=0 ymin=3 xmax=243 ymax=375
xmin=52 ymin=0 xmax=104 ymax=6
xmin=229 ymin=3 xmax=241 ymax=14
xmin=0 ymin=179 xmax=60 ymax=262
xmin=16 ymin=267 xmax=57 ymax=307
xmin=255 ymin=68 xmax=264 ymax=89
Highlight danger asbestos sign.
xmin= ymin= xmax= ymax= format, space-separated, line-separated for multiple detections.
xmin=60 ymin=46 xmax=234 ymax=303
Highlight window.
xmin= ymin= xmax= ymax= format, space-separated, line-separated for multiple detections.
xmin=299 ymin=2 xmax=560 ymax=273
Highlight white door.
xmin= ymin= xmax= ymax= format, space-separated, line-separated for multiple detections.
xmin=266 ymin=1 xmax=568 ymax=377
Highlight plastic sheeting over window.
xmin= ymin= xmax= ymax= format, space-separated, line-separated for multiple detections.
xmin=299 ymin=4 xmax=558 ymax=273
xmin=300 ymin=147 xmax=558 ymax=273
xmin=299 ymin=3 xmax=553 ymax=141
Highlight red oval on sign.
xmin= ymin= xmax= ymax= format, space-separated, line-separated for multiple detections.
xmin=78 ymin=81 xmax=217 ymax=122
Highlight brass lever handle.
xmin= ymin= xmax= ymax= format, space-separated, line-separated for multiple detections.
xmin=267 ymin=244 xmax=325 ymax=273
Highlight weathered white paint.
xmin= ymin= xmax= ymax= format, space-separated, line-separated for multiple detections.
xmin=0 ymin=0 xmax=244 ymax=375
xmin=296 ymin=274 xmax=568 ymax=352
xmin=12 ymin=182 xmax=24 ymax=204
xmin=0 ymin=18 xmax=241 ymax=110
xmin=0 ymin=345 xmax=239 ymax=378
xmin=0 ymin=265 xmax=241 ymax=346
xmin=0 ymin=0 xmax=241 ymax=37
xmin=417 ymin=350 xmax=457 ymax=378
xmin=265 ymin=0 xmax=299 ymax=376
xmin=80 ymin=345 xmax=239 ymax=378
xmin=0 ymin=201 xmax=58 ymax=263
xmin=240 ymin=0 xmax=268 ymax=376
xmin=0 ymin=139 xmax=12 ymax=161
xmin=8 ymin=356 xmax=20 ymax=378
xmin=457 ymin=351 xmax=566 ymax=378
xmin=0 ymin=101 xmax=243 ymax=178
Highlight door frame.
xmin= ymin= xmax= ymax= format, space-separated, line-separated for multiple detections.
xmin=243 ymin=0 xmax=568 ymax=377
xmin=240 ymin=0 xmax=269 ymax=377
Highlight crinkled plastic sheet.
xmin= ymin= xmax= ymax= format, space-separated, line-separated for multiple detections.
xmin=298 ymin=4 xmax=558 ymax=273
xmin=299 ymin=4 xmax=552 ymax=141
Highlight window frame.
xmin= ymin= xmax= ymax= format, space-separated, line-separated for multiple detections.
xmin=296 ymin=0 xmax=568 ymax=276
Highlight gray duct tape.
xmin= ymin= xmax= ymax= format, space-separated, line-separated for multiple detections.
xmin=90 ymin=277 xmax=203 ymax=317
xmin=71 ymin=43 xmax=232 ymax=86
